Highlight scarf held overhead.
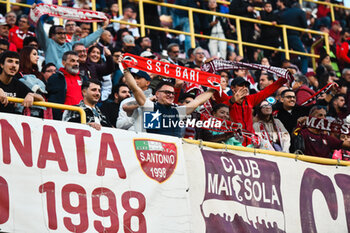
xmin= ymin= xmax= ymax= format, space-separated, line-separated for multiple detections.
xmin=201 ymin=59 xmax=294 ymax=84
xmin=122 ymin=53 xmax=221 ymax=91
xmin=29 ymin=3 xmax=108 ymax=25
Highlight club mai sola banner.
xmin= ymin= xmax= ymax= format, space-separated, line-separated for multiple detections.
xmin=183 ymin=143 xmax=350 ymax=233
xmin=0 ymin=113 xmax=191 ymax=233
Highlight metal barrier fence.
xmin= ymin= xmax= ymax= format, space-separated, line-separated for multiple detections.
xmin=135 ymin=0 xmax=329 ymax=60
xmin=0 ymin=0 xmax=329 ymax=61
xmin=184 ymin=138 xmax=350 ymax=166
xmin=300 ymin=0 xmax=350 ymax=22
xmin=7 ymin=97 xmax=86 ymax=124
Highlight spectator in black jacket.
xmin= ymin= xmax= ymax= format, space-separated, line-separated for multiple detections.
xmin=259 ymin=1 xmax=280 ymax=58
xmin=229 ymin=0 xmax=256 ymax=62
xmin=275 ymin=89 xmax=309 ymax=136
xmin=277 ymin=0 xmax=308 ymax=74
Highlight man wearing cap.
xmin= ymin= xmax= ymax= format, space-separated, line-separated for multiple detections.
xmin=0 ymin=18 xmax=16 ymax=52
xmin=121 ymin=34 xmax=138 ymax=55
xmin=214 ymin=76 xmax=287 ymax=145
xmin=117 ymin=68 xmax=153 ymax=130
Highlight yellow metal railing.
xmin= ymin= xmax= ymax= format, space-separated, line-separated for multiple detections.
xmin=184 ymin=139 xmax=350 ymax=166
xmin=1 ymin=0 xmax=329 ymax=60
xmin=300 ymin=0 xmax=350 ymax=22
xmin=7 ymin=97 xmax=87 ymax=124
xmin=135 ymin=0 xmax=328 ymax=60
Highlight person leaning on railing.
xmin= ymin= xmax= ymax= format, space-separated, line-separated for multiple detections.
xmin=0 ymin=51 xmax=44 ymax=114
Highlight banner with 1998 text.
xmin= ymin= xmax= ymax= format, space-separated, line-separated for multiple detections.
xmin=1 ymin=113 xmax=350 ymax=232
xmin=0 ymin=113 xmax=191 ymax=233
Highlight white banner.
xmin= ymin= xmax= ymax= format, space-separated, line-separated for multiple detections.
xmin=1 ymin=113 xmax=350 ymax=232
xmin=184 ymin=143 xmax=350 ymax=233
xmin=0 ymin=113 xmax=191 ymax=233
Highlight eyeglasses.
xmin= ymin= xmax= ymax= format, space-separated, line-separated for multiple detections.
xmin=260 ymin=104 xmax=272 ymax=108
xmin=158 ymin=90 xmax=175 ymax=96
xmin=66 ymin=24 xmax=75 ymax=27
xmin=195 ymin=52 xmax=205 ymax=55
xmin=284 ymin=95 xmax=296 ymax=99
xmin=75 ymin=49 xmax=87 ymax=54
xmin=171 ymin=50 xmax=180 ymax=54
xmin=45 ymin=69 xmax=56 ymax=73
xmin=55 ymin=32 xmax=67 ymax=35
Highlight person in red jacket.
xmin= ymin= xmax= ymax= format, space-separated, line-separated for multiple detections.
xmin=214 ymin=76 xmax=287 ymax=145
xmin=339 ymin=36 xmax=350 ymax=68
xmin=8 ymin=15 xmax=35 ymax=51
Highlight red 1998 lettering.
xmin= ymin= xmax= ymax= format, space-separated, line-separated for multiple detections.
xmin=40 ymin=182 xmax=147 ymax=232
xmin=92 ymin=187 xmax=119 ymax=232
xmin=0 ymin=176 xmax=9 ymax=224
xmin=62 ymin=184 xmax=88 ymax=232
xmin=122 ymin=191 xmax=147 ymax=233
xmin=39 ymin=182 xmax=57 ymax=229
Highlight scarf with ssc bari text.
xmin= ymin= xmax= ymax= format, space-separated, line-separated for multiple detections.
xmin=122 ymin=53 xmax=222 ymax=91
xmin=29 ymin=3 xmax=108 ymax=25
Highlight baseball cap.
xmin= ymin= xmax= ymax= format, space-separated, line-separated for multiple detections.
xmin=231 ymin=77 xmax=250 ymax=87
xmin=130 ymin=68 xmax=151 ymax=81
xmin=140 ymin=50 xmax=156 ymax=59
xmin=123 ymin=35 xmax=135 ymax=46
xmin=332 ymin=20 xmax=340 ymax=26
xmin=0 ymin=18 xmax=9 ymax=27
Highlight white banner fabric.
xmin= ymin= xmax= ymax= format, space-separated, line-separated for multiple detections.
xmin=0 ymin=113 xmax=191 ymax=233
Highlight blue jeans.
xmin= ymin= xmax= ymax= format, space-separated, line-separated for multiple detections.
xmin=287 ymin=35 xmax=308 ymax=74
xmin=172 ymin=13 xmax=191 ymax=56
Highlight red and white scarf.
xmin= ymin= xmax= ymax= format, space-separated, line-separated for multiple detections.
xmin=300 ymin=82 xmax=338 ymax=106
xmin=122 ymin=53 xmax=222 ymax=91
xmin=29 ymin=3 xmax=108 ymax=25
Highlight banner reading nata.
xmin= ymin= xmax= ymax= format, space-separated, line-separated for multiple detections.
xmin=0 ymin=113 xmax=191 ymax=233
xmin=184 ymin=143 xmax=350 ymax=233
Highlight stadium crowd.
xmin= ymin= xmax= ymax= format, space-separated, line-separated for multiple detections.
xmin=0 ymin=0 xmax=349 ymax=161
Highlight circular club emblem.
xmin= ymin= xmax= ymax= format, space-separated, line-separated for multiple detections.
xmin=207 ymin=76 xmax=221 ymax=87
xmin=123 ymin=56 xmax=138 ymax=67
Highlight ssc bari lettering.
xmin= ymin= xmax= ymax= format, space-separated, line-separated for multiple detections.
xmin=0 ymin=119 xmax=126 ymax=178
xmin=146 ymin=60 xmax=199 ymax=82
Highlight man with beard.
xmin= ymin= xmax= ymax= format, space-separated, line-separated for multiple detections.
xmin=100 ymin=83 xmax=131 ymax=127
xmin=275 ymin=89 xmax=309 ymax=136
xmin=72 ymin=43 xmax=89 ymax=81
xmin=62 ymin=79 xmax=112 ymax=130
xmin=328 ymin=94 xmax=347 ymax=120
xmin=47 ymin=51 xmax=83 ymax=120
xmin=0 ymin=51 xmax=44 ymax=113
